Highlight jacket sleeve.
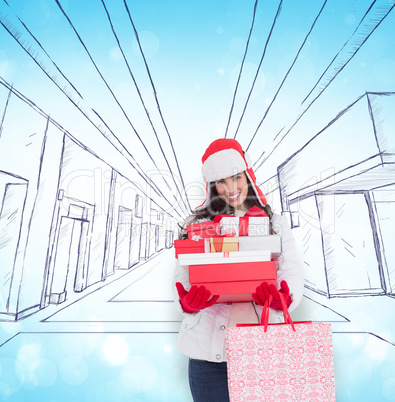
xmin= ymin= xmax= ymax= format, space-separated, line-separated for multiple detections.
xmin=273 ymin=214 xmax=304 ymax=312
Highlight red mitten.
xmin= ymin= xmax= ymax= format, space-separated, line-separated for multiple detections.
xmin=176 ymin=282 xmax=220 ymax=314
xmin=252 ymin=280 xmax=292 ymax=310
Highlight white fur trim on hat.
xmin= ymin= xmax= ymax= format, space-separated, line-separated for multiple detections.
xmin=244 ymin=152 xmax=252 ymax=168
xmin=202 ymin=148 xmax=247 ymax=182
xmin=245 ymin=169 xmax=265 ymax=207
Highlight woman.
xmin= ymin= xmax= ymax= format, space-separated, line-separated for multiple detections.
xmin=173 ymin=138 xmax=304 ymax=401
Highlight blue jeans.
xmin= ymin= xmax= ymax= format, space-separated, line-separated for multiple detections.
xmin=188 ymin=359 xmax=230 ymax=402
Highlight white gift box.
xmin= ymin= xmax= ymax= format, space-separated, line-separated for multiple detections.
xmin=178 ymin=250 xmax=271 ymax=272
xmin=219 ymin=216 xmax=269 ymax=236
xmin=238 ymin=235 xmax=282 ymax=258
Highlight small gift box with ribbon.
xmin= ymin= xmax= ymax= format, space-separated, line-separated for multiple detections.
xmin=215 ymin=206 xmax=269 ymax=237
xmin=210 ymin=237 xmax=239 ymax=253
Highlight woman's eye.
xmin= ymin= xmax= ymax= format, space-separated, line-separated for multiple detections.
xmin=217 ymin=180 xmax=225 ymax=185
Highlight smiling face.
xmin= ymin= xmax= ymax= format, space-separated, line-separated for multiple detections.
xmin=215 ymin=171 xmax=249 ymax=211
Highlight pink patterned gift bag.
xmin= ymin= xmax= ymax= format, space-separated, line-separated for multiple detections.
xmin=225 ymin=295 xmax=335 ymax=402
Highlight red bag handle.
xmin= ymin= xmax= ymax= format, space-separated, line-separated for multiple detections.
xmin=261 ymin=293 xmax=296 ymax=332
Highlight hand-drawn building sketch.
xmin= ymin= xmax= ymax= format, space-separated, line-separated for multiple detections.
xmin=0 ymin=0 xmax=394 ymax=401
xmin=275 ymin=92 xmax=395 ymax=298
xmin=0 ymin=88 xmax=178 ymax=321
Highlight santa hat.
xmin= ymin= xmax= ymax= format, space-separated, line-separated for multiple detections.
xmin=196 ymin=138 xmax=267 ymax=210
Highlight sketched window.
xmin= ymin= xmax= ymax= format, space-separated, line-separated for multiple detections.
xmin=165 ymin=230 xmax=174 ymax=249
xmin=155 ymin=225 xmax=160 ymax=252
xmin=151 ymin=208 xmax=163 ymax=222
xmin=135 ymin=195 xmax=143 ymax=218
xmin=291 ymin=212 xmax=300 ymax=228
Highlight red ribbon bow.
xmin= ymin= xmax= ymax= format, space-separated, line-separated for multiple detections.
xmin=244 ymin=205 xmax=267 ymax=217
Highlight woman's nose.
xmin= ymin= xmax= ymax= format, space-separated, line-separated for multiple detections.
xmin=226 ymin=180 xmax=237 ymax=193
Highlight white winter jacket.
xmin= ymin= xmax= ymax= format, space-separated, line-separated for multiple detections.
xmin=173 ymin=213 xmax=304 ymax=363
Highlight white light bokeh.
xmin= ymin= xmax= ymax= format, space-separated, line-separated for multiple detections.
xmin=0 ymin=357 xmax=24 ymax=397
xmin=120 ymin=355 xmax=157 ymax=393
xmin=102 ymin=334 xmax=130 ymax=366
xmin=163 ymin=344 xmax=172 ymax=354
xmin=132 ymin=30 xmax=160 ymax=59
xmin=364 ymin=335 xmax=388 ymax=362
xmin=110 ymin=47 xmax=122 ymax=61
xmin=23 ymin=358 xmax=57 ymax=389
xmin=59 ymin=356 xmax=89 ymax=386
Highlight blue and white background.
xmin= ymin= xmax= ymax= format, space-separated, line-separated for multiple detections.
xmin=0 ymin=0 xmax=394 ymax=401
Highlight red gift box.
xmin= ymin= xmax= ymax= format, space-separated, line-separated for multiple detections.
xmin=174 ymin=237 xmax=240 ymax=258
xmin=174 ymin=239 xmax=206 ymax=258
xmin=190 ymin=261 xmax=276 ymax=303
xmin=187 ymin=221 xmax=221 ymax=240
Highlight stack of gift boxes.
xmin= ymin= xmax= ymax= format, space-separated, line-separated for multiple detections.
xmin=174 ymin=209 xmax=281 ymax=303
